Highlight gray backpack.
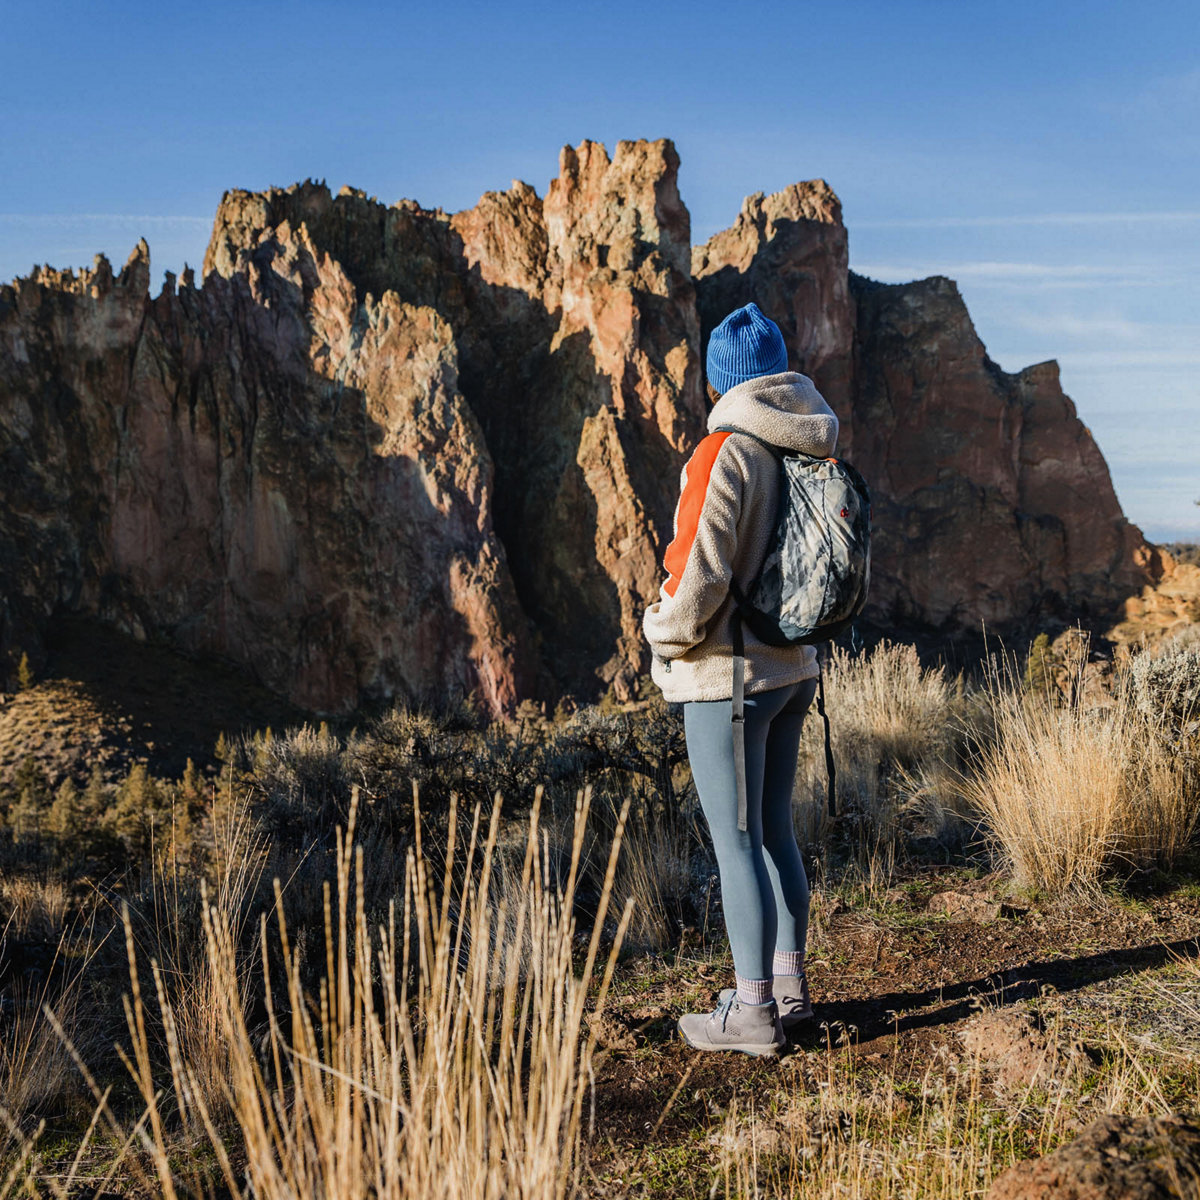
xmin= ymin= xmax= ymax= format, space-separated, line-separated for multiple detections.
xmin=713 ymin=425 xmax=872 ymax=829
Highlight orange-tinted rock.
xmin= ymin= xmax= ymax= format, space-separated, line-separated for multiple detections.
xmin=0 ymin=141 xmax=704 ymax=712
xmin=1109 ymin=546 xmax=1200 ymax=643
xmin=0 ymin=227 xmax=533 ymax=716
xmin=986 ymin=1114 xmax=1200 ymax=1200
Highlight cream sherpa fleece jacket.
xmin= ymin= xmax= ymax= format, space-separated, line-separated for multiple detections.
xmin=643 ymin=371 xmax=839 ymax=703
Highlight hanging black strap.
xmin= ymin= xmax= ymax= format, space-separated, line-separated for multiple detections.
xmin=731 ymin=610 xmax=748 ymax=833
xmin=816 ymin=655 xmax=837 ymax=817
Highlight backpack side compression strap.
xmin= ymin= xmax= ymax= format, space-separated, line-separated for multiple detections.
xmin=816 ymin=655 xmax=837 ymax=818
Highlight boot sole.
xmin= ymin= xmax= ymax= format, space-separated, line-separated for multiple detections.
xmin=677 ymin=1021 xmax=785 ymax=1057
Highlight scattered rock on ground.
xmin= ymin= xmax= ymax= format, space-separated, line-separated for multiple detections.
xmin=929 ymin=890 xmax=1003 ymax=922
xmin=959 ymin=1006 xmax=1095 ymax=1092
xmin=588 ymin=1011 xmax=637 ymax=1052
xmin=986 ymin=1113 xmax=1200 ymax=1199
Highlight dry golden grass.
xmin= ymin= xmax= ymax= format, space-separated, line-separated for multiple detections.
xmin=957 ymin=660 xmax=1197 ymax=893
xmin=0 ymin=877 xmax=69 ymax=943
xmin=0 ymin=899 xmax=103 ymax=1126
xmin=794 ymin=641 xmax=957 ymax=841
xmin=57 ymin=786 xmax=634 ymax=1200
xmin=133 ymin=790 xmax=270 ymax=1129
xmin=612 ymin=805 xmax=695 ymax=952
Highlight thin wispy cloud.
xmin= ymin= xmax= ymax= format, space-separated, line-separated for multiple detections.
xmin=862 ymin=261 xmax=1130 ymax=278
xmin=1058 ymin=351 xmax=1200 ymax=370
xmin=1003 ymin=310 xmax=1200 ymax=343
xmin=855 ymin=211 xmax=1200 ymax=229
xmin=850 ymin=260 xmax=1167 ymax=290
xmin=0 ymin=214 xmax=211 ymax=225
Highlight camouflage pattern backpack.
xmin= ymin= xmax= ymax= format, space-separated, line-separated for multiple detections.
xmin=714 ymin=425 xmax=872 ymax=827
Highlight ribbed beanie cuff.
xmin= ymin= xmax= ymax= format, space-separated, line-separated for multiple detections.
xmin=706 ymin=302 xmax=789 ymax=396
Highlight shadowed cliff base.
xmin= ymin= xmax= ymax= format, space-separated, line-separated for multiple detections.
xmin=1 ymin=138 xmax=1182 ymax=716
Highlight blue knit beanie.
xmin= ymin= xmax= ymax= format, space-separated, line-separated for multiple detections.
xmin=705 ymin=302 xmax=789 ymax=396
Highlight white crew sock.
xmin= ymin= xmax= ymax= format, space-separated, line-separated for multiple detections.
xmin=736 ymin=975 xmax=773 ymax=1005
xmin=773 ymin=950 xmax=805 ymax=976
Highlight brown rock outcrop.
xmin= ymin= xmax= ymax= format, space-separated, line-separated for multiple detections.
xmin=959 ymin=1006 xmax=1095 ymax=1093
xmin=457 ymin=139 xmax=703 ymax=698
xmin=844 ymin=273 xmax=1149 ymax=630
xmin=986 ymin=1114 xmax=1200 ymax=1200
xmin=1109 ymin=546 xmax=1200 ymax=644
xmin=1 ymin=232 xmax=531 ymax=715
xmin=0 ymin=141 xmax=1167 ymax=715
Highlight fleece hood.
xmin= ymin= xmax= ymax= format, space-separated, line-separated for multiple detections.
xmin=706 ymin=370 xmax=838 ymax=457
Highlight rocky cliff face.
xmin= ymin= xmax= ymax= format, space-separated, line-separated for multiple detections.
xmin=0 ymin=139 xmax=1159 ymax=714
xmin=693 ymin=180 xmax=856 ymax=426
xmin=0 ymin=237 xmax=533 ymax=715
xmin=846 ymin=273 xmax=1152 ymax=630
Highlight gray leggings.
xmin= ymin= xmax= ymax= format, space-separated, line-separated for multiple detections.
xmin=684 ymin=676 xmax=817 ymax=980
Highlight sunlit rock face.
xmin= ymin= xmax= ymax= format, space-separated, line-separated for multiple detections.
xmin=0 ymin=233 xmax=534 ymax=715
xmin=0 ymin=140 xmax=1155 ymax=713
xmin=693 ymin=179 xmax=856 ymax=427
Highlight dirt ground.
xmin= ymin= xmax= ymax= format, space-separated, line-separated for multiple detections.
xmin=584 ymin=869 xmax=1200 ymax=1189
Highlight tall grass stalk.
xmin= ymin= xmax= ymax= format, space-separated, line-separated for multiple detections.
xmin=115 ymin=784 xmax=633 ymax=1200
xmin=613 ymin=805 xmax=694 ymax=952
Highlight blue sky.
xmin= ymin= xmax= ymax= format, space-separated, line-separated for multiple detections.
xmin=3 ymin=0 xmax=1197 ymax=540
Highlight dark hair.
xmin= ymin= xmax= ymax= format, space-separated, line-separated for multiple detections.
xmin=706 ymin=381 xmax=722 ymax=405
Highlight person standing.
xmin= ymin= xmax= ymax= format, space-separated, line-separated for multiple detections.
xmin=643 ymin=302 xmax=839 ymax=1056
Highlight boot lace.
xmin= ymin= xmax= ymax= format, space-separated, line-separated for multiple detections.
xmin=713 ymin=990 xmax=736 ymax=1030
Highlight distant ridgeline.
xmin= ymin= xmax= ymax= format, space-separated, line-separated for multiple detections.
xmin=0 ymin=139 xmax=1176 ymax=715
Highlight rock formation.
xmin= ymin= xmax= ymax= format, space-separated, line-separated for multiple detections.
xmin=0 ymin=140 xmax=702 ymax=714
xmin=846 ymin=274 xmax=1151 ymax=630
xmin=1109 ymin=547 xmax=1200 ymax=643
xmin=0 ymin=233 xmax=532 ymax=715
xmin=693 ymin=180 xmax=855 ymax=421
xmin=0 ymin=139 xmax=1163 ymax=715
xmin=985 ymin=1114 xmax=1200 ymax=1200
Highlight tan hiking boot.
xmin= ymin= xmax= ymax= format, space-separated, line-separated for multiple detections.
xmin=719 ymin=971 xmax=813 ymax=1031
xmin=678 ymin=991 xmax=786 ymax=1057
